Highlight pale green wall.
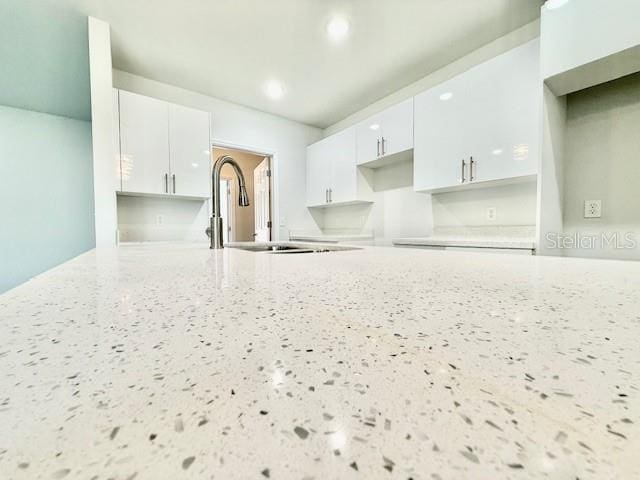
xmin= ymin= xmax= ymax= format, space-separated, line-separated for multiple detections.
xmin=0 ymin=0 xmax=91 ymax=120
xmin=0 ymin=107 xmax=95 ymax=292
xmin=0 ymin=1 xmax=95 ymax=293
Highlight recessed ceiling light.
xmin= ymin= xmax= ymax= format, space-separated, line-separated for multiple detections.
xmin=439 ymin=92 xmax=453 ymax=101
xmin=326 ymin=17 xmax=350 ymax=42
xmin=265 ymin=80 xmax=285 ymax=100
xmin=545 ymin=0 xmax=570 ymax=10
xmin=369 ymin=124 xmax=380 ymax=131
xmin=492 ymin=149 xmax=503 ymax=156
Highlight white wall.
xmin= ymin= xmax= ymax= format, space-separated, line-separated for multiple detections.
xmin=117 ymin=196 xmax=208 ymax=243
xmin=561 ymin=72 xmax=640 ymax=260
xmin=314 ymin=160 xmax=432 ymax=245
xmin=433 ymin=181 xmax=537 ymax=227
xmin=112 ymin=70 xmax=322 ymax=241
xmin=88 ymin=17 xmax=118 ymax=247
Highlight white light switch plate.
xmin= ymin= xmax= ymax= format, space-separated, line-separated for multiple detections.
xmin=486 ymin=207 xmax=497 ymax=221
xmin=584 ymin=200 xmax=602 ymax=218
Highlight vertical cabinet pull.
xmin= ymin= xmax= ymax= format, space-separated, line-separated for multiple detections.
xmin=165 ymin=173 xmax=169 ymax=193
xmin=329 ymin=188 xmax=332 ymax=203
xmin=461 ymin=159 xmax=466 ymax=183
xmin=325 ymin=189 xmax=328 ymax=203
xmin=172 ymin=174 xmax=176 ymax=193
xmin=469 ymin=157 xmax=475 ymax=182
xmin=381 ymin=137 xmax=386 ymax=156
xmin=377 ymin=139 xmax=380 ymax=157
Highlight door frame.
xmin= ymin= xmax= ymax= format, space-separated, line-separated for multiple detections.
xmin=211 ymin=139 xmax=276 ymax=241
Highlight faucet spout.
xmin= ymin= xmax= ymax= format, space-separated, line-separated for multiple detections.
xmin=209 ymin=155 xmax=250 ymax=249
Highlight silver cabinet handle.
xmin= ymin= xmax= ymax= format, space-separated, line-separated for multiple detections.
xmin=172 ymin=174 xmax=176 ymax=193
xmin=329 ymin=188 xmax=332 ymax=203
xmin=469 ymin=156 xmax=475 ymax=182
xmin=377 ymin=139 xmax=380 ymax=157
xmin=165 ymin=173 xmax=169 ymax=193
xmin=381 ymin=137 xmax=386 ymax=156
xmin=325 ymin=189 xmax=328 ymax=203
xmin=461 ymin=159 xmax=466 ymax=183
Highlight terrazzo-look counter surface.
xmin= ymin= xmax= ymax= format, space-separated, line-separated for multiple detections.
xmin=1 ymin=243 xmax=638 ymax=479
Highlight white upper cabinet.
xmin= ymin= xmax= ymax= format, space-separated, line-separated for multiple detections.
xmin=116 ymin=89 xmax=211 ymax=199
xmin=306 ymin=127 xmax=372 ymax=208
xmin=168 ymin=104 xmax=211 ymax=198
xmin=306 ymin=140 xmax=332 ymax=207
xmin=356 ymin=98 xmax=413 ymax=167
xmin=414 ymin=40 xmax=540 ymax=193
xmin=119 ymin=90 xmax=170 ymax=195
xmin=541 ymin=0 xmax=640 ymax=96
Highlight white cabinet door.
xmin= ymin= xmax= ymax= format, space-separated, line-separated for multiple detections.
xmin=465 ymin=40 xmax=540 ymax=184
xmin=168 ymin=104 xmax=211 ymax=198
xmin=414 ymin=40 xmax=540 ymax=193
xmin=356 ymin=98 xmax=414 ymax=165
xmin=414 ymin=74 xmax=470 ymax=191
xmin=113 ymin=89 xmax=122 ymax=191
xmin=329 ymin=127 xmax=358 ymax=204
xmin=119 ymin=90 xmax=170 ymax=195
xmin=356 ymin=112 xmax=383 ymax=165
xmin=306 ymin=140 xmax=331 ymax=207
xmin=379 ymin=98 xmax=413 ymax=158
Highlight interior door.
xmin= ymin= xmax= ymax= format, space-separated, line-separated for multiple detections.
xmin=168 ymin=104 xmax=211 ymax=197
xmin=253 ymin=157 xmax=271 ymax=242
xmin=118 ymin=90 xmax=170 ymax=194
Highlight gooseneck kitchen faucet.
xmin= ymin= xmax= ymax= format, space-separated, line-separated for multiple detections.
xmin=208 ymin=155 xmax=250 ymax=249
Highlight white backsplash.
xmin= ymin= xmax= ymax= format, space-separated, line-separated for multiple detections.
xmin=117 ymin=195 xmax=209 ymax=243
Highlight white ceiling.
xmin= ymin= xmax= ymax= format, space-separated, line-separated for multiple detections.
xmin=56 ymin=0 xmax=544 ymax=128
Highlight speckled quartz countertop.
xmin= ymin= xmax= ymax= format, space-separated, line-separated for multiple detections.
xmin=1 ymin=243 xmax=639 ymax=479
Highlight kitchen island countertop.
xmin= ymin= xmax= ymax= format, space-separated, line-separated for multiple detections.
xmin=1 ymin=242 xmax=638 ymax=479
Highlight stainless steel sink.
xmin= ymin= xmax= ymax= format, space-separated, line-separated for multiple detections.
xmin=227 ymin=242 xmax=361 ymax=254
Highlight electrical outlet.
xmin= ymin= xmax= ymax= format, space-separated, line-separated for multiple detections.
xmin=486 ymin=207 xmax=497 ymax=221
xmin=584 ymin=200 xmax=602 ymax=218
xmin=156 ymin=214 xmax=164 ymax=225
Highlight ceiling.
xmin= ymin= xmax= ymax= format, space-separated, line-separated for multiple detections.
xmin=54 ymin=0 xmax=543 ymax=128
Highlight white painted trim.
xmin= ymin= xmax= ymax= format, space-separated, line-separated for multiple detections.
xmin=88 ymin=17 xmax=118 ymax=247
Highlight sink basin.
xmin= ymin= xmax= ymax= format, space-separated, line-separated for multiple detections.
xmin=227 ymin=242 xmax=361 ymax=254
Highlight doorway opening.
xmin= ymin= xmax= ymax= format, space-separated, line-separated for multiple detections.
xmin=211 ymin=147 xmax=272 ymax=242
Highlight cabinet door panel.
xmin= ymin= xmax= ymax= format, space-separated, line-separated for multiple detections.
xmin=119 ymin=90 xmax=170 ymax=195
xmin=306 ymin=141 xmax=331 ymax=207
xmin=414 ymin=75 xmax=470 ymax=191
xmin=467 ymin=40 xmax=540 ymax=183
xmin=169 ymin=104 xmax=211 ymax=198
xmin=330 ymin=127 xmax=358 ymax=204
xmin=380 ymin=97 xmax=413 ymax=157
xmin=356 ymin=113 xmax=383 ymax=165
